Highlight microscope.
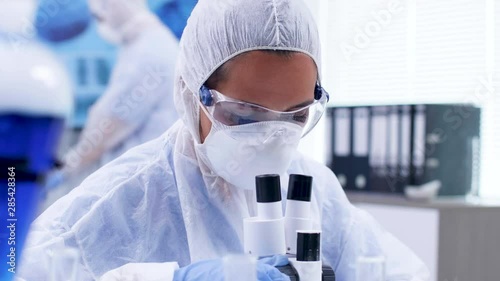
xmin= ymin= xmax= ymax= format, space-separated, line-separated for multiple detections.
xmin=244 ymin=174 xmax=335 ymax=281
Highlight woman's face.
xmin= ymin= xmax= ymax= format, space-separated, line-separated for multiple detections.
xmin=199 ymin=51 xmax=318 ymax=142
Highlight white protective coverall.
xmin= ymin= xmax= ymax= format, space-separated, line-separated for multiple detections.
xmin=43 ymin=0 xmax=180 ymax=208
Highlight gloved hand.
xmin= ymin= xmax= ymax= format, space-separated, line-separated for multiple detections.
xmin=173 ymin=255 xmax=291 ymax=281
xmin=256 ymin=255 xmax=291 ymax=281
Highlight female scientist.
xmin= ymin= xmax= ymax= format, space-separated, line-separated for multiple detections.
xmin=18 ymin=0 xmax=430 ymax=280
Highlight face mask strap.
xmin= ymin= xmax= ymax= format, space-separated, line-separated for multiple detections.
xmin=196 ymin=92 xmax=228 ymax=136
xmin=198 ymin=85 xmax=228 ymax=130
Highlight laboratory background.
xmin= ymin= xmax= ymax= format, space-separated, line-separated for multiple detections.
xmin=0 ymin=0 xmax=500 ymax=281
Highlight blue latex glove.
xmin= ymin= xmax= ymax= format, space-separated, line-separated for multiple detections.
xmin=173 ymin=255 xmax=291 ymax=281
xmin=257 ymin=255 xmax=291 ymax=281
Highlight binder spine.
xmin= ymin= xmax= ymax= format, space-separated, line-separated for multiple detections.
xmin=327 ymin=104 xmax=480 ymax=196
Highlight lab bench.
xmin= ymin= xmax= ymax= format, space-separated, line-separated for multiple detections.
xmin=347 ymin=191 xmax=500 ymax=281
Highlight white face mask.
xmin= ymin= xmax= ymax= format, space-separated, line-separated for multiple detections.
xmin=196 ymin=120 xmax=303 ymax=190
xmin=96 ymin=22 xmax=122 ymax=45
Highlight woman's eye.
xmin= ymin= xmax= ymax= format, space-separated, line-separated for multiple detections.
xmin=292 ymin=111 xmax=309 ymax=124
xmin=234 ymin=103 xmax=255 ymax=117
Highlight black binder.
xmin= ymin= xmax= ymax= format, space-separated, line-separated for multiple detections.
xmin=410 ymin=104 xmax=481 ymax=196
xmin=327 ymin=104 xmax=481 ymax=196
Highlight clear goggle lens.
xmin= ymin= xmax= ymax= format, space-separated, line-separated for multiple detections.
xmin=199 ymin=85 xmax=329 ymax=137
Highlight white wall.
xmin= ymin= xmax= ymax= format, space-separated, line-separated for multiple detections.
xmin=310 ymin=0 xmax=500 ymax=198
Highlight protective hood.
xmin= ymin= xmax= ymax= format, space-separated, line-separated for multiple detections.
xmin=89 ymin=0 xmax=158 ymax=44
xmin=173 ymin=0 xmax=322 ymax=142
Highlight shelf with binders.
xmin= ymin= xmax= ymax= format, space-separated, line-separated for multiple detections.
xmin=326 ymin=104 xmax=481 ymax=196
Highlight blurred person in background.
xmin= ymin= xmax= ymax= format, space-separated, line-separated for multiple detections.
xmin=43 ymin=0 xmax=180 ymax=208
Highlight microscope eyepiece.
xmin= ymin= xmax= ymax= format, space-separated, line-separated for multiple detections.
xmin=256 ymin=174 xmax=282 ymax=203
xmin=287 ymin=174 xmax=313 ymax=202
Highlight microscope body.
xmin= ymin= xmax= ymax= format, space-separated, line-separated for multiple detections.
xmin=243 ymin=174 xmax=336 ymax=281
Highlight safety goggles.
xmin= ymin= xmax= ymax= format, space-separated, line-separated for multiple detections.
xmin=199 ymin=83 xmax=329 ymax=137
